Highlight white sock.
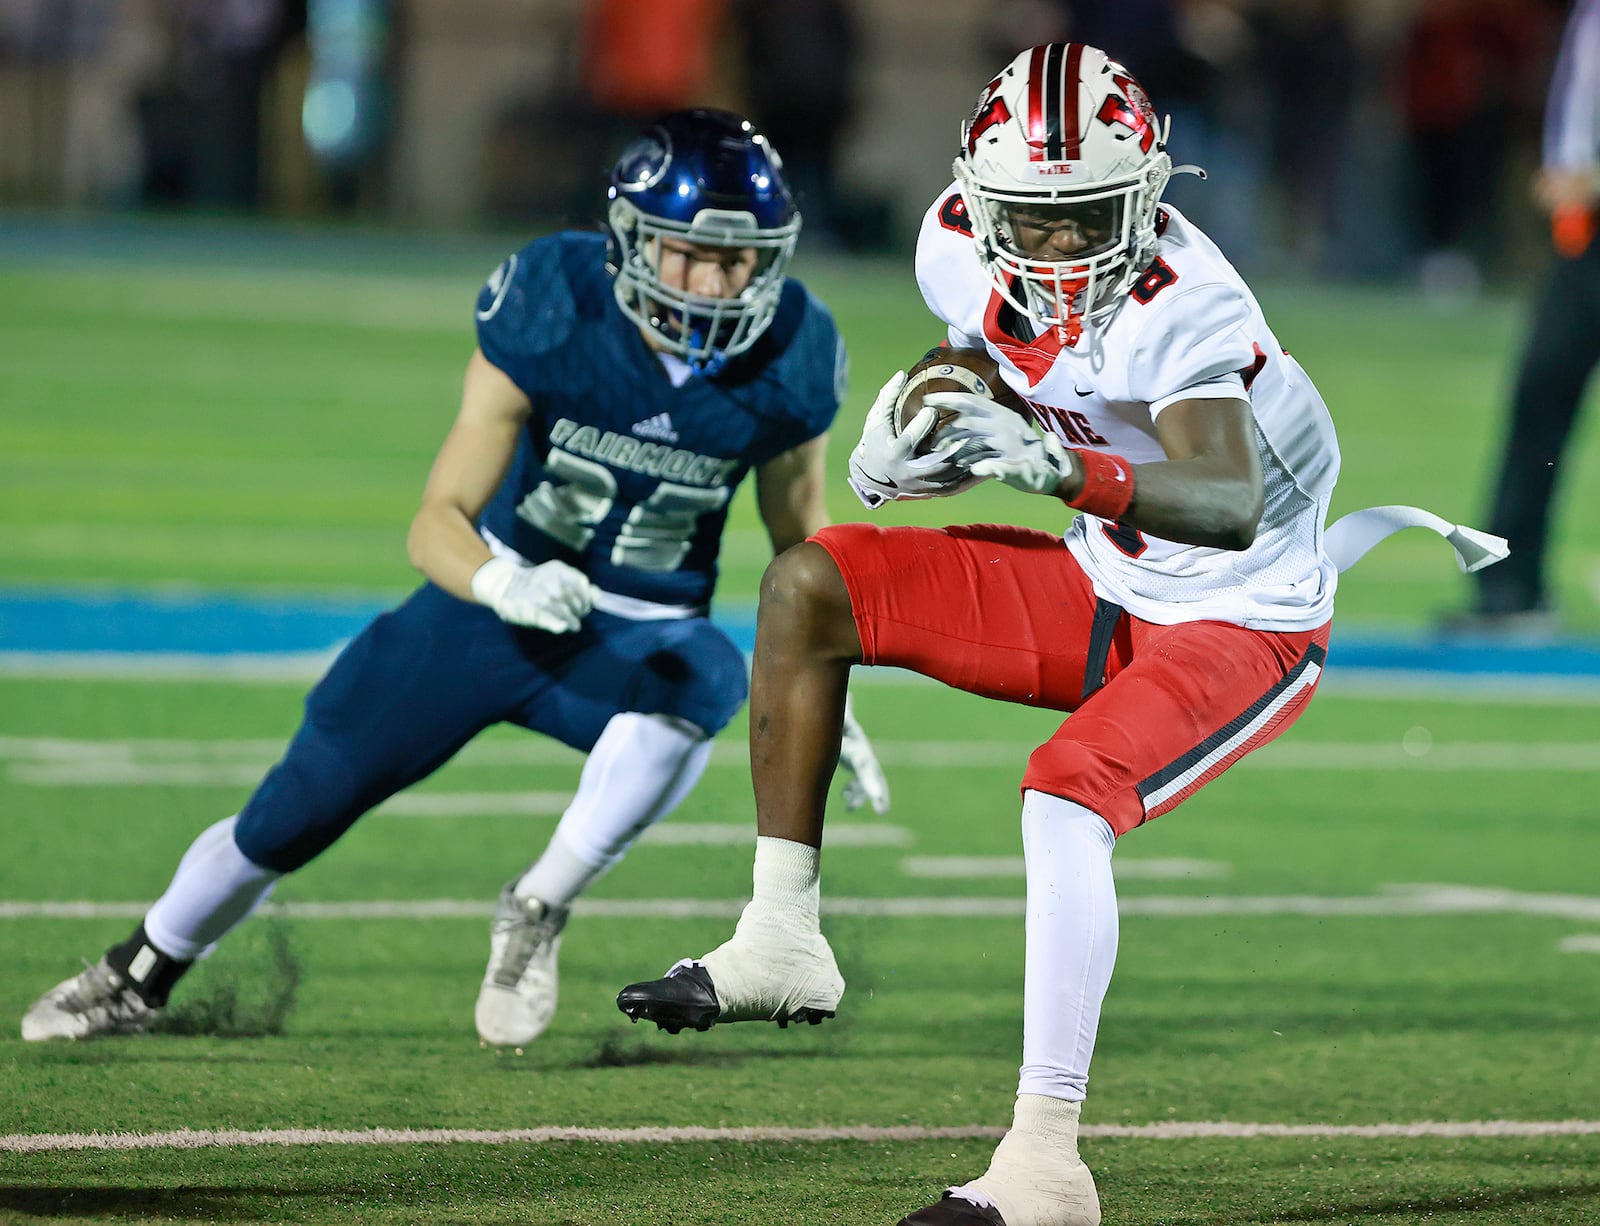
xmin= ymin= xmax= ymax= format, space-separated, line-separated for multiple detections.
xmin=1017 ymin=790 xmax=1118 ymax=1102
xmin=1010 ymin=1093 xmax=1084 ymax=1154
xmin=745 ymin=835 xmax=821 ymax=924
xmin=700 ymin=836 xmax=838 ymax=1020
xmin=516 ymin=711 xmax=712 ymax=907
xmin=144 ymin=816 xmax=282 ymax=961
xmin=965 ymin=1094 xmax=1099 ymax=1226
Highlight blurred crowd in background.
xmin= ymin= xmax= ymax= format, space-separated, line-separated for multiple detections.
xmin=0 ymin=0 xmax=1576 ymax=292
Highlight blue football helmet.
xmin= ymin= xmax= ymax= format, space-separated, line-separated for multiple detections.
xmin=607 ymin=109 xmax=800 ymax=372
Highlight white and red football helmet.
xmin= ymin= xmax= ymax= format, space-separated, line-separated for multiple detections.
xmin=953 ymin=43 xmax=1174 ymax=343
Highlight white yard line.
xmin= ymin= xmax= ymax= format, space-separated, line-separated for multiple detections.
xmin=1559 ymin=934 xmax=1600 ymax=953
xmin=3 ymin=885 xmax=1598 ymax=922
xmin=901 ymin=856 xmax=1230 ymax=880
xmin=10 ymin=763 xmax=270 ymax=786
xmin=377 ymin=791 xmax=573 ymax=817
xmin=6 ymin=736 xmax=1600 ymax=787
xmin=0 ymin=651 xmax=341 ymax=682
xmin=641 ymin=823 xmax=910 ymax=847
xmin=4 ymin=652 xmax=1600 ymax=702
xmin=3 ymin=1119 xmax=1597 ymax=1155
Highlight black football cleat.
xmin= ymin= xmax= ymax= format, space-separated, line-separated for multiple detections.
xmin=615 ymin=960 xmax=837 ymax=1033
xmin=616 ymin=962 xmax=721 ymax=1034
xmin=897 ymin=1192 xmax=1008 ymax=1225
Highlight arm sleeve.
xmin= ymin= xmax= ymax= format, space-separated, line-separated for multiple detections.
xmin=1149 ymin=372 xmax=1247 ymax=416
xmin=946 ymin=324 xmax=986 ymax=350
xmin=1126 ymin=281 xmax=1256 ymax=420
xmin=915 ymin=185 xmax=992 ymax=351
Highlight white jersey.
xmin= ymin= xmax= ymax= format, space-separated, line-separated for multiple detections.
xmin=916 ymin=188 xmax=1341 ymax=632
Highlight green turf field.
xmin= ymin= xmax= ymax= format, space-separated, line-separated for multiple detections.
xmin=2 ymin=227 xmax=1599 ymax=1224
xmin=3 ymin=224 xmax=1598 ymax=624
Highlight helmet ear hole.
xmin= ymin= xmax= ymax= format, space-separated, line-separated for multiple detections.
xmin=606 ymin=109 xmax=801 ymax=371
xmin=603 ymin=201 xmax=630 ymax=278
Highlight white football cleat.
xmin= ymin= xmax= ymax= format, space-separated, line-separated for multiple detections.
xmin=21 ymin=957 xmax=160 ymax=1041
xmin=475 ymin=885 xmax=569 ymax=1047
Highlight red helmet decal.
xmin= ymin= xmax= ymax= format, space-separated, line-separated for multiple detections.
xmin=1096 ymin=92 xmax=1155 ymax=153
xmin=966 ymin=89 xmax=1014 ymax=155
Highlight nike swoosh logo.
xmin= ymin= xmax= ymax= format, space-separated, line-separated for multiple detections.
xmin=858 ymin=469 xmax=897 ymax=489
xmin=1074 ymin=386 xmax=1094 ymax=397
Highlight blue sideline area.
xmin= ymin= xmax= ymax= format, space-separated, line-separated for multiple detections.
xmin=2 ymin=588 xmax=1599 ymax=689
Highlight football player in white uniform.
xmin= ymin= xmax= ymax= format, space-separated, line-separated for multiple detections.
xmin=619 ymin=46 xmax=1504 ymax=1226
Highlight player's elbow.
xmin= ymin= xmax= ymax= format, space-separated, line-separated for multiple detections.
xmin=405 ymin=506 xmax=438 ymax=575
xmin=404 ymin=522 xmax=427 ymax=574
xmin=1213 ymin=519 xmax=1257 ymax=552
xmin=1213 ymin=480 xmax=1264 ymax=551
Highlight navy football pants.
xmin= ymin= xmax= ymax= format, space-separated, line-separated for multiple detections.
xmin=234 ymin=583 xmax=748 ymax=872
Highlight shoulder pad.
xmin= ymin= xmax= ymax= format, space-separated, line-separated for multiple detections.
xmin=734 ymin=279 xmax=846 ymax=438
xmin=475 ymin=234 xmax=595 ymax=366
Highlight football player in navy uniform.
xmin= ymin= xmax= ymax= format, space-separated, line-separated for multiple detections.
xmin=22 ymin=108 xmax=886 ymax=1046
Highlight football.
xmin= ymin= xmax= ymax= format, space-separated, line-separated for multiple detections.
xmin=894 ymin=347 xmax=1030 ymax=455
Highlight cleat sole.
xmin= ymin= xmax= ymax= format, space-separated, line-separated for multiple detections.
xmin=617 ymin=1002 xmax=833 ymax=1034
xmin=617 ymin=962 xmax=837 ymax=1034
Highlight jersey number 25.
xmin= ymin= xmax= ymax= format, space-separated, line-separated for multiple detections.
xmin=517 ymin=448 xmax=729 ymax=572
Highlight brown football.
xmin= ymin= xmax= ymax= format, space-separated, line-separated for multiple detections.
xmin=894 ymin=347 xmax=1031 ymax=455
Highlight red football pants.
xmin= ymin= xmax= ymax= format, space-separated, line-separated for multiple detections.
xmin=812 ymin=522 xmax=1330 ymax=836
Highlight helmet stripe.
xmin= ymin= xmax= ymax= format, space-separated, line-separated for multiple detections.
xmin=1042 ymin=43 xmax=1063 ymax=160
xmin=1027 ymin=44 xmax=1050 ymax=161
xmin=1059 ymin=42 xmax=1084 ymax=160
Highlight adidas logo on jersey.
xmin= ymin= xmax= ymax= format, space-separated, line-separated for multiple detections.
xmin=632 ymin=413 xmax=679 ymax=444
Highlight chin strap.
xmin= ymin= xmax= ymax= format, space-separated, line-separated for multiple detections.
xmin=684 ymin=324 xmax=727 ymax=376
xmin=1325 ymin=505 xmax=1509 ymax=575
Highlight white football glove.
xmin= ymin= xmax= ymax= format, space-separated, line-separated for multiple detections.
xmin=847 ymin=371 xmax=987 ymax=509
xmin=838 ymin=692 xmax=890 ymax=814
xmin=924 ymin=391 xmax=1081 ymax=498
xmin=470 ymin=555 xmax=597 ymax=634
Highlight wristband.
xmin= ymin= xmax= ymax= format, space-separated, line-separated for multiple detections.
xmin=1065 ymin=450 xmax=1135 ymax=521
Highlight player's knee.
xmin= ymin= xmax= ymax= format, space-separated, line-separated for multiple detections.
xmin=233 ymin=750 xmax=368 ymax=872
xmin=1022 ymin=744 xmax=1141 ymax=838
xmin=759 ymin=541 xmax=854 ymax=647
xmin=621 ymin=622 xmax=748 ymax=738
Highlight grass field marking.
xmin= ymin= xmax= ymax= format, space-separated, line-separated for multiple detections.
xmin=10 ymin=762 xmax=269 ymax=786
xmin=377 ymin=791 xmax=572 ymax=817
xmin=0 ymin=651 xmax=342 ymax=681
xmin=901 ymin=856 xmax=1230 ymax=880
xmin=4 ymin=884 xmax=1598 ymax=922
xmin=1559 ymin=934 xmax=1600 ymax=953
xmin=0 ymin=735 xmax=289 ymax=763
xmin=6 ymin=653 xmax=1600 ymax=701
xmin=1246 ymin=741 xmax=1600 ymax=771
xmin=642 ymin=823 xmax=910 ymax=847
xmin=9 ymin=735 xmax=1600 ymax=787
xmin=5 ymin=1119 xmax=1599 ymax=1155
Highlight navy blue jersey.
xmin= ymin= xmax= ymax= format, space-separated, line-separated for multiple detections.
xmin=474 ymin=233 xmax=845 ymax=608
